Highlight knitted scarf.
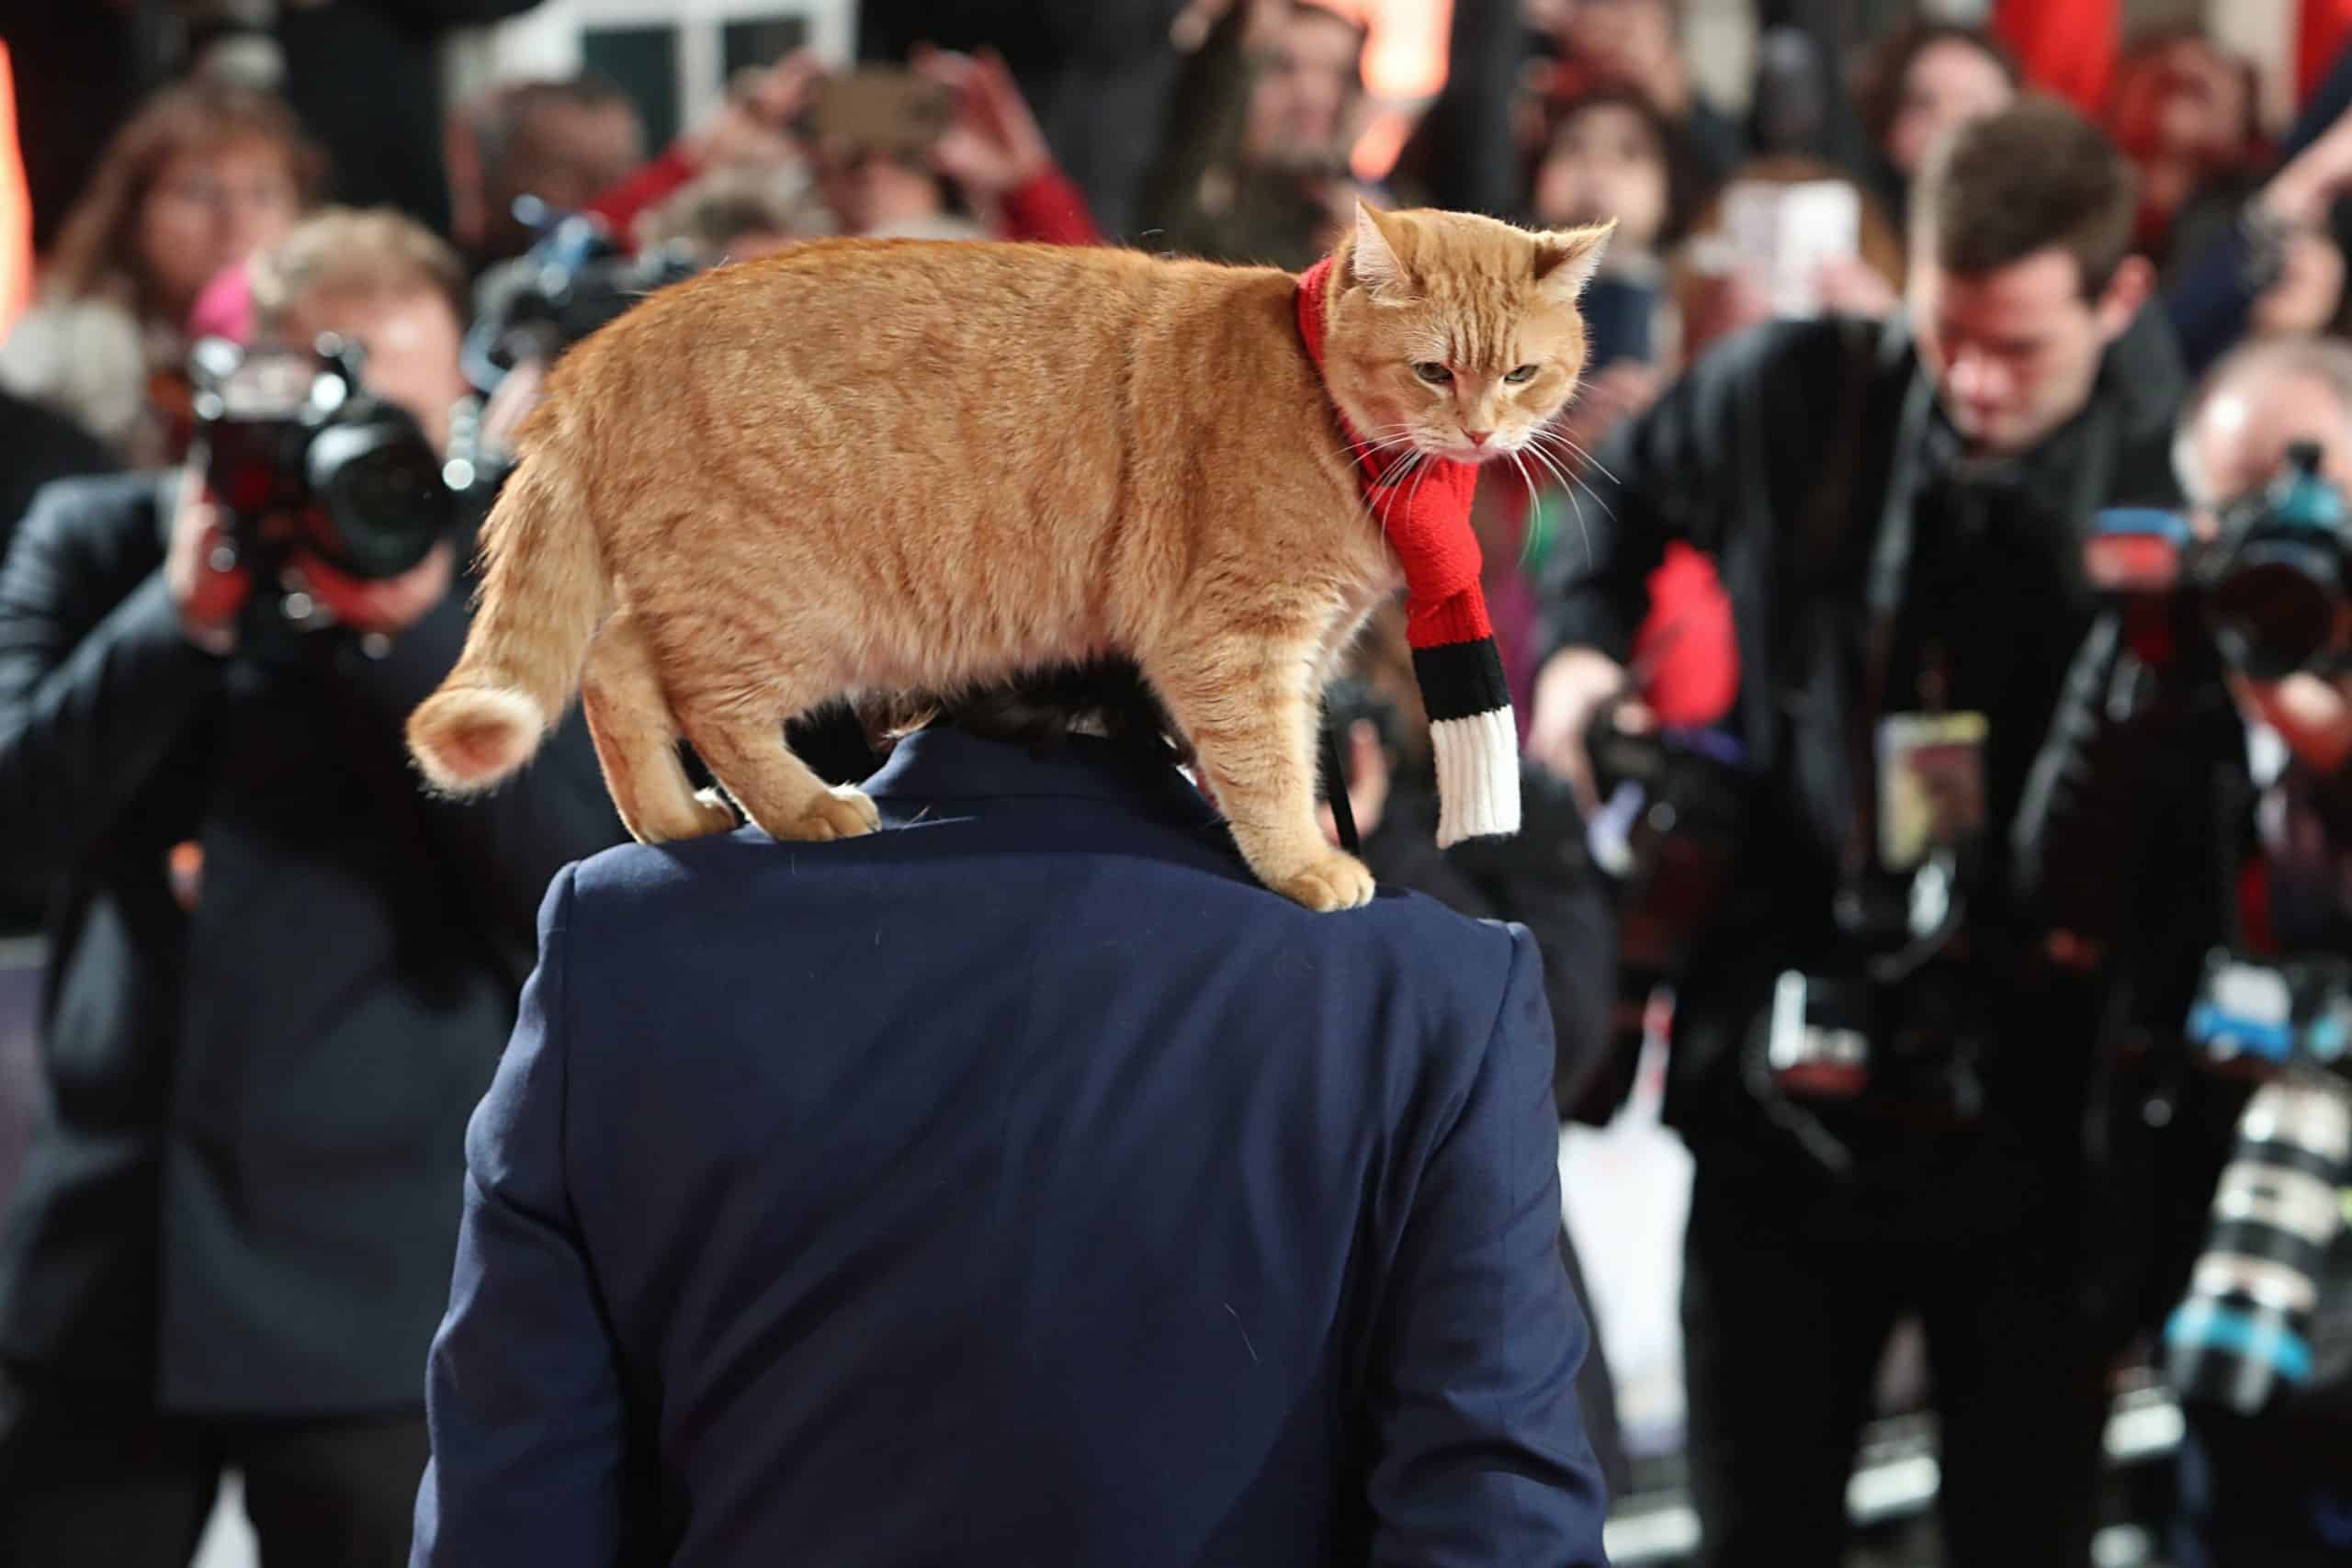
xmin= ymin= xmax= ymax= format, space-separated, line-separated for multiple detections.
xmin=1295 ymin=254 xmax=1520 ymax=848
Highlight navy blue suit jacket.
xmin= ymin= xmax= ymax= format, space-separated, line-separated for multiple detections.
xmin=412 ymin=729 xmax=1610 ymax=1566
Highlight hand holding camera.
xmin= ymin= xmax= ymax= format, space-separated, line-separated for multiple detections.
xmin=180 ymin=333 xmax=467 ymax=652
xmin=692 ymin=51 xmax=826 ymax=171
xmin=913 ymin=47 xmax=1056 ymax=202
xmin=165 ymin=468 xmax=246 ymax=655
xmin=2231 ymin=662 xmax=2352 ymax=777
xmin=1529 ymin=647 xmax=1651 ymax=816
xmin=166 ymin=466 xmax=455 ymax=652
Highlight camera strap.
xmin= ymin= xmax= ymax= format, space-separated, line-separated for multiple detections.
xmin=1838 ymin=370 xmax=1937 ymax=919
xmin=1320 ymin=709 xmax=1360 ymax=855
xmin=1843 ymin=377 xmax=2124 ymax=920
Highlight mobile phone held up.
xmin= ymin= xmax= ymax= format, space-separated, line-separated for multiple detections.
xmin=806 ymin=69 xmax=956 ymax=158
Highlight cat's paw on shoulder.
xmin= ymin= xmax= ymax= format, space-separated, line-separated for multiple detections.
xmin=1270 ymin=850 xmax=1376 ymax=913
xmin=770 ymin=784 xmax=881 ymax=843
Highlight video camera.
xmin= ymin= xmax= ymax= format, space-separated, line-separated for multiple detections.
xmin=461 ymin=198 xmax=703 ymax=399
xmin=2165 ymin=952 xmax=2352 ymax=1416
xmin=189 ymin=333 xmax=464 ymax=616
xmin=2090 ymin=440 xmax=2350 ymax=680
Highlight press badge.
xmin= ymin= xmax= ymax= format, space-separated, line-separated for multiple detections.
xmin=1877 ymin=712 xmax=1989 ymax=870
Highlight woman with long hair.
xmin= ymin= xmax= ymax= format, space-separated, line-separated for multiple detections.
xmin=0 ymin=81 xmax=322 ymax=467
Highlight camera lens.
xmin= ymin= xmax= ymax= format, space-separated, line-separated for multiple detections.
xmin=2164 ymin=1076 xmax=2352 ymax=1415
xmin=2212 ymin=558 xmax=2337 ymax=679
xmin=306 ymin=412 xmax=450 ymax=580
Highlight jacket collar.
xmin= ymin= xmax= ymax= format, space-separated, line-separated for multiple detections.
xmin=863 ymin=728 xmax=1223 ymax=829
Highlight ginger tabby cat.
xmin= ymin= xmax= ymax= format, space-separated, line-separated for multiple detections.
xmin=406 ymin=204 xmax=1611 ymax=911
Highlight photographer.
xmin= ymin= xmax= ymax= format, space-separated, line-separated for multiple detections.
xmin=0 ymin=207 xmax=621 ymax=1565
xmin=2032 ymin=336 xmax=2352 ymax=1566
xmin=1527 ymin=98 xmax=2188 ymax=1565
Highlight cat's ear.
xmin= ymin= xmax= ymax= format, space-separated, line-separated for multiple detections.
xmin=1349 ymin=201 xmax=1414 ymax=300
xmin=1532 ymin=220 xmax=1616 ymax=302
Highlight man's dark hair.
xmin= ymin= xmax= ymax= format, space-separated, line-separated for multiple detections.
xmin=873 ymin=660 xmax=1193 ymax=766
xmin=1914 ymin=95 xmax=2139 ymax=298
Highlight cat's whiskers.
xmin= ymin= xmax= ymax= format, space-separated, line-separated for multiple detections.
xmin=1526 ymin=427 xmax=1621 ymax=528
xmin=1507 ymin=450 xmax=1542 ymax=535
xmin=1403 ymin=442 xmax=1437 ymax=522
xmin=1345 ymin=429 xmax=1421 ymax=476
xmin=1520 ymin=439 xmax=1596 ymax=570
xmin=1538 ymin=417 xmax=1623 ymax=488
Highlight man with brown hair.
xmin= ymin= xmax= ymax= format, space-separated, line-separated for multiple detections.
xmin=1528 ymin=97 xmax=2190 ymax=1565
xmin=0 ymin=206 xmax=622 ymax=1563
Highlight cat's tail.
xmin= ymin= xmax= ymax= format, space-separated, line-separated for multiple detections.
xmin=405 ymin=446 xmax=609 ymax=794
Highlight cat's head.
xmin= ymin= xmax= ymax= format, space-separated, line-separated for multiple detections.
xmin=1321 ymin=203 xmax=1614 ymax=468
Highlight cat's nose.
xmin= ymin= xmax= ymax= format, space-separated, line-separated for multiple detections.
xmin=1465 ymin=430 xmax=1491 ymax=447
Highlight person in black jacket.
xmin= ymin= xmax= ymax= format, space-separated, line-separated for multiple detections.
xmin=0 ymin=387 xmax=116 ymax=567
xmin=0 ymin=206 xmax=623 ymax=1566
xmin=0 ymin=386 xmax=119 ymax=935
xmin=1527 ymin=99 xmax=2189 ymax=1567
xmin=2028 ymin=335 xmax=2352 ymax=1568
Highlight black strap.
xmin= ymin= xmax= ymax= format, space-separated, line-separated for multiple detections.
xmin=1321 ymin=710 xmax=1359 ymax=854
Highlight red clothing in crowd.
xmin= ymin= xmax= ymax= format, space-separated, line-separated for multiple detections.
xmin=1487 ymin=476 xmax=1739 ymax=734
xmin=2001 ymin=0 xmax=2352 ymax=120
xmin=1992 ymin=0 xmax=2122 ymax=120
xmin=1634 ymin=542 xmax=1738 ymax=729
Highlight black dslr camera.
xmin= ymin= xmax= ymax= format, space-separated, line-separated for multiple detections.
xmin=2090 ymin=440 xmax=2351 ymax=679
xmin=189 ymin=333 xmax=458 ymax=605
xmin=461 ymin=199 xmax=703 ymax=399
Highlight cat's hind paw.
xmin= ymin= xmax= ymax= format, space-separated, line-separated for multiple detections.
xmin=690 ymin=788 xmax=741 ymax=835
xmin=1269 ymin=850 xmax=1376 ymax=913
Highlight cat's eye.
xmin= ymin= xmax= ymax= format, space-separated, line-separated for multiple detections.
xmin=1413 ymin=362 xmax=1453 ymax=385
xmin=1504 ymin=364 xmax=1540 ymax=384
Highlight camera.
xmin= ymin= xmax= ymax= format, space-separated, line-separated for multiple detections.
xmin=2164 ymin=1069 xmax=2352 ymax=1416
xmin=189 ymin=333 xmax=457 ymax=592
xmin=2165 ymin=953 xmax=2352 ymax=1415
xmin=2089 ymin=440 xmax=2349 ymax=680
xmin=2187 ymin=952 xmax=2352 ymax=1077
xmin=462 ymin=199 xmax=704 ymax=399
xmin=1584 ymin=703 xmax=1752 ymax=982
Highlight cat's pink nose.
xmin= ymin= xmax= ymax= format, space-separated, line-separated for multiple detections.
xmin=1465 ymin=430 xmax=1491 ymax=446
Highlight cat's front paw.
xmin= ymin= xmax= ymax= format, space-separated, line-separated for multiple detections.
xmin=1270 ymin=850 xmax=1376 ymax=913
xmin=776 ymin=784 xmax=881 ymax=843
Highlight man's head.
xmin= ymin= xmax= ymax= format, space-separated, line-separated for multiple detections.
xmin=247 ymin=208 xmax=472 ymax=455
xmin=476 ymin=77 xmax=646 ymax=258
xmin=1241 ymin=2 xmax=1368 ymax=170
xmin=877 ymin=660 xmax=1192 ymax=769
xmin=2106 ymin=28 xmax=2258 ymax=176
xmin=1906 ymin=97 xmax=2150 ymax=456
xmin=640 ymin=165 xmax=835 ymax=264
xmin=2175 ymin=337 xmax=2352 ymax=531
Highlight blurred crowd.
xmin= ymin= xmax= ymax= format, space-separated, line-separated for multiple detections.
xmin=6 ymin=1 xmax=2352 ymax=1565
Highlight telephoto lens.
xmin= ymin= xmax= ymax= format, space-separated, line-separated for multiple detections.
xmin=2165 ymin=1075 xmax=2352 ymax=1414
